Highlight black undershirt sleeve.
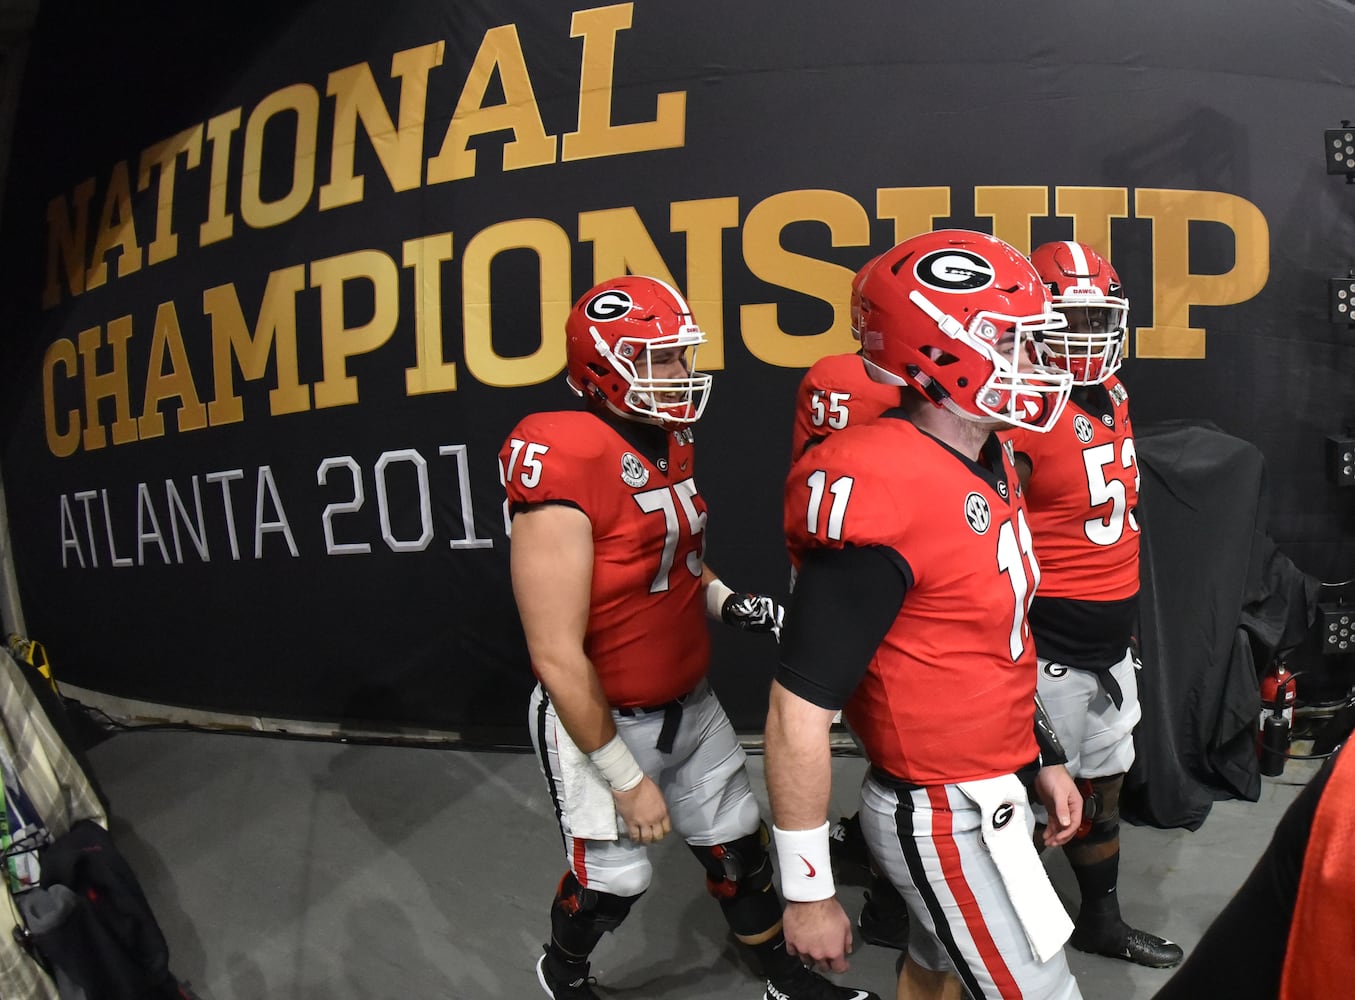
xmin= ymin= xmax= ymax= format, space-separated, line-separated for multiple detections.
xmin=776 ymin=545 xmax=911 ymax=710
xmin=509 ymin=499 xmax=585 ymax=517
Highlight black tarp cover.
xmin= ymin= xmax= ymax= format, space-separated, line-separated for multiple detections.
xmin=1128 ymin=423 xmax=1319 ymax=830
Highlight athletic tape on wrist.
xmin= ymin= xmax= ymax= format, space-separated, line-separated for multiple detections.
xmin=773 ymin=822 xmax=835 ymax=902
xmin=706 ymin=579 xmax=735 ymax=621
xmin=588 ymin=733 xmax=644 ymax=792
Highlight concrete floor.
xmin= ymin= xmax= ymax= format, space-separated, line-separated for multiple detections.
xmin=84 ymin=730 xmax=1319 ymax=1000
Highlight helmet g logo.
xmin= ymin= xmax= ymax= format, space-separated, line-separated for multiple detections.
xmin=585 ymin=290 xmax=634 ymax=322
xmin=915 ymin=250 xmax=996 ymax=292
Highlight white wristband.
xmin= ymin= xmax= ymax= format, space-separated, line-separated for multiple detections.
xmin=773 ymin=822 xmax=836 ymax=902
xmin=588 ymin=733 xmax=644 ymax=792
xmin=705 ymin=579 xmax=734 ymax=620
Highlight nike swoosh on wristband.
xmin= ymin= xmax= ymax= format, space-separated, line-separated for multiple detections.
xmin=798 ymin=854 xmax=816 ymax=877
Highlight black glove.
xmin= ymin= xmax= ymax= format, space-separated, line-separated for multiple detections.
xmin=721 ymin=593 xmax=785 ymax=639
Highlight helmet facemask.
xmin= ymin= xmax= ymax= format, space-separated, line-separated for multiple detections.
xmin=1029 ymin=241 xmax=1129 ymax=386
xmin=565 ymin=277 xmax=714 ymax=430
xmin=1044 ymin=297 xmax=1128 ymax=385
xmin=901 ymin=288 xmax=1074 ymax=432
xmin=591 ymin=325 xmax=712 ymax=427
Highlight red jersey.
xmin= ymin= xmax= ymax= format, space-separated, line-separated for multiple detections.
xmin=500 ymin=410 xmax=709 ymax=707
xmin=1003 ymin=376 xmax=1139 ymax=601
xmin=784 ymin=417 xmax=1040 ymax=784
xmin=790 ymin=353 xmax=901 ymax=461
xmin=1281 ymin=745 xmax=1355 ymax=1000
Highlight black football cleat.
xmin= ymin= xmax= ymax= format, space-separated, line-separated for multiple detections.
xmin=763 ymin=960 xmax=882 ymax=1000
xmin=1069 ymin=921 xmax=1184 ymax=969
xmin=827 ymin=813 xmax=873 ymax=886
xmin=857 ymin=886 xmax=910 ymax=951
xmin=536 ymin=947 xmax=601 ymax=999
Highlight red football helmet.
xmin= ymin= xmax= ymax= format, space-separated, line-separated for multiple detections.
xmin=564 ymin=275 xmax=712 ymax=428
xmin=853 ymin=230 xmax=1073 ymax=432
xmin=1029 ymin=241 xmax=1128 ymax=385
xmin=850 ymin=253 xmax=885 ymax=341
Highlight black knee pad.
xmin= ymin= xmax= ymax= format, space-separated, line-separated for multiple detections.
xmin=690 ymin=825 xmax=774 ymax=896
xmin=551 ymin=870 xmax=642 ymax=954
xmin=1080 ymin=773 xmax=1124 ymax=846
xmin=689 ymin=825 xmax=780 ymax=937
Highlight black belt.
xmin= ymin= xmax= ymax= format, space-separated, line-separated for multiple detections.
xmin=871 ymin=756 xmax=1042 ymax=795
xmin=618 ymin=690 xmax=693 ymax=754
xmin=868 ymin=766 xmax=923 ymax=793
xmin=1059 ymin=662 xmax=1124 ymax=710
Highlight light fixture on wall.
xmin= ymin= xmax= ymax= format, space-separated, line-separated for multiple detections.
xmin=1318 ymin=601 xmax=1355 ymax=654
xmin=1327 ymin=434 xmax=1355 ymax=486
xmin=1329 ymin=272 xmax=1355 ymax=324
xmin=1325 ymin=123 xmax=1355 ymax=181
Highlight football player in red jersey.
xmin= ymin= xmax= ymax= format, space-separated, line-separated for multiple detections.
xmin=790 ymin=264 xmax=915 ymax=957
xmin=502 ymin=276 xmax=880 ymax=1000
xmin=765 ymin=231 xmax=1087 ymax=1000
xmin=791 ymin=351 xmax=901 ymax=462
xmin=791 ymin=257 xmax=901 ymax=462
xmin=1003 ymin=241 xmax=1183 ymax=970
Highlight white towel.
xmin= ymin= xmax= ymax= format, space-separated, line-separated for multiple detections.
xmin=956 ymin=774 xmax=1073 ymax=964
xmin=555 ymin=724 xmax=623 ymax=841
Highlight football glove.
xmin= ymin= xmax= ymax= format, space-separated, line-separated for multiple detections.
xmin=721 ymin=593 xmax=785 ymax=640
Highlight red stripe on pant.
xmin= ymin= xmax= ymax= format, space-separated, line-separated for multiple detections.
xmin=573 ymin=837 xmax=589 ymax=886
xmin=926 ymin=785 xmax=1021 ymax=999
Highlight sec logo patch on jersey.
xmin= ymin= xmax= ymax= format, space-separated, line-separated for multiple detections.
xmin=620 ymin=452 xmax=649 ymax=488
xmin=1073 ymin=414 xmax=1094 ymax=443
xmin=964 ymin=491 xmax=992 ymax=534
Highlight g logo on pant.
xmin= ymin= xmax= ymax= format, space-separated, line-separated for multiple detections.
xmin=992 ymin=802 xmax=1016 ymax=830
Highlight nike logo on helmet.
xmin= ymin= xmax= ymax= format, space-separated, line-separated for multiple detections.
xmin=799 ymin=854 xmax=816 ymax=878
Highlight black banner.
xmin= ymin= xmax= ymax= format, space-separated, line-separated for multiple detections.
xmin=2 ymin=0 xmax=1354 ymax=738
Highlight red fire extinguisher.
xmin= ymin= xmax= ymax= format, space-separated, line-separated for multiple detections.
xmin=1258 ymin=660 xmax=1298 ymax=777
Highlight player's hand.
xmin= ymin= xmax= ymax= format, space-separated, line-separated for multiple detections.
xmin=782 ymin=898 xmax=854 ymax=974
xmin=721 ymin=593 xmax=785 ymax=639
xmin=1035 ymin=764 xmax=1082 ymax=848
xmin=613 ymin=775 xmax=671 ymax=844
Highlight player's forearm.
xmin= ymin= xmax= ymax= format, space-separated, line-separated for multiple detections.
xmin=764 ymin=681 xmax=836 ymax=829
xmin=534 ymin=651 xmax=616 ymax=753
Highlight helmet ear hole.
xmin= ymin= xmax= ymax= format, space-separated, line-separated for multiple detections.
xmin=919 ymin=345 xmax=959 ymax=367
